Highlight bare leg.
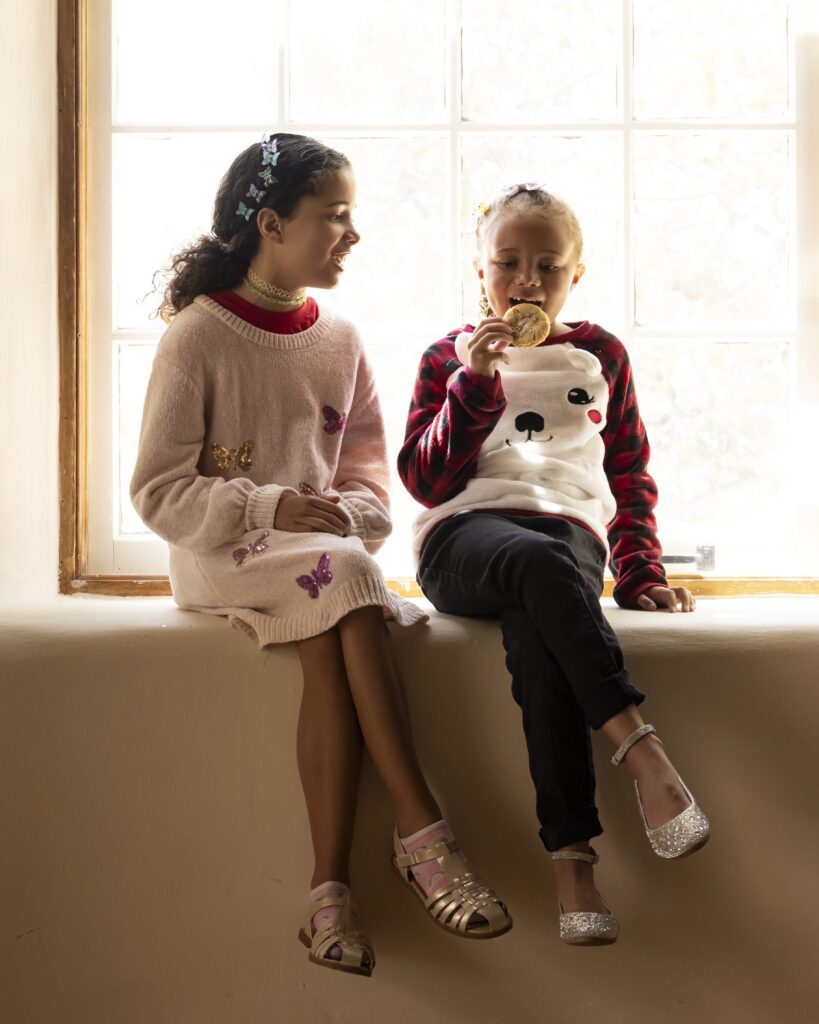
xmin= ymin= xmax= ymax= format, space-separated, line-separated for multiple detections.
xmin=336 ymin=605 xmax=441 ymax=837
xmin=297 ymin=626 xmax=363 ymax=889
xmin=600 ymin=705 xmax=691 ymax=829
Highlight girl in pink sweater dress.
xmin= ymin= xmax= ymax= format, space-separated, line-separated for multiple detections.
xmin=130 ymin=134 xmax=512 ymax=977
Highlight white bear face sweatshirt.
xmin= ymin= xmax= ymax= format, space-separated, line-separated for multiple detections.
xmin=412 ymin=335 xmax=617 ymax=557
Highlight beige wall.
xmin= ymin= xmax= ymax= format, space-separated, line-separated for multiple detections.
xmin=0 ymin=0 xmax=59 ymax=599
xmin=2 ymin=596 xmax=818 ymax=1023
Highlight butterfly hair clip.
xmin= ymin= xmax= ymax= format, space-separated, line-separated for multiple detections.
xmin=322 ymin=405 xmax=347 ymax=435
xmin=296 ymin=552 xmax=333 ymax=599
xmin=501 ymin=182 xmax=547 ymax=197
xmin=258 ymin=167 xmax=277 ymax=187
xmin=246 ymin=183 xmax=266 ymax=202
xmin=236 ymin=201 xmax=255 ymax=222
xmin=233 ymin=530 xmax=270 ymax=568
xmin=261 ymin=134 xmax=280 ymax=167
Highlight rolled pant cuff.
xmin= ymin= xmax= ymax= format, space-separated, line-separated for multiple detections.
xmin=584 ymin=671 xmax=646 ymax=731
xmin=539 ymin=806 xmax=603 ymax=852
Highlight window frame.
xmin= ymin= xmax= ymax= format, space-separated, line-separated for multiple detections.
xmin=58 ymin=0 xmax=819 ymax=598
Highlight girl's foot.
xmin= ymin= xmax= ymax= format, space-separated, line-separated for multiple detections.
xmin=622 ymin=734 xmax=692 ymax=829
xmin=550 ymin=846 xmax=619 ymax=946
xmin=310 ymin=881 xmax=347 ymax=962
xmin=300 ymin=881 xmax=374 ymax=975
xmin=399 ymin=821 xmax=487 ymax=929
xmin=394 ymin=820 xmax=513 ymax=937
xmin=551 ymin=842 xmax=610 ymax=915
xmin=611 ymin=724 xmax=711 ymax=858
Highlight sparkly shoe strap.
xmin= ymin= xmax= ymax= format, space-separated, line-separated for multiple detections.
xmin=611 ymin=723 xmax=657 ymax=767
xmin=551 ymin=848 xmax=599 ymax=865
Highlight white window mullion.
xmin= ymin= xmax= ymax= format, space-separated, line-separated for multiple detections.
xmin=449 ymin=0 xmax=462 ymax=327
xmin=623 ymin=0 xmax=635 ymax=345
xmin=279 ymin=0 xmax=290 ymax=126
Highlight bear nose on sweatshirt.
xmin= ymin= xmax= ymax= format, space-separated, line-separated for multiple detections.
xmin=514 ymin=411 xmax=545 ymax=438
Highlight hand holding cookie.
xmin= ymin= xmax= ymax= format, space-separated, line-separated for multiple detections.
xmin=466 ymin=318 xmax=514 ymax=378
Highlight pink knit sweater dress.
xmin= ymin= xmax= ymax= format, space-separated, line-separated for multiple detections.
xmin=130 ymin=295 xmax=426 ymax=646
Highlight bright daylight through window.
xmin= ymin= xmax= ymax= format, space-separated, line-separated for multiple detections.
xmin=85 ymin=0 xmax=817 ymax=580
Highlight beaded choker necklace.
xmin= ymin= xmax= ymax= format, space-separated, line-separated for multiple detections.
xmin=244 ymin=267 xmax=307 ymax=309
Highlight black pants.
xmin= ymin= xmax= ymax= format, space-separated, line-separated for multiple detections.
xmin=417 ymin=512 xmax=645 ymax=851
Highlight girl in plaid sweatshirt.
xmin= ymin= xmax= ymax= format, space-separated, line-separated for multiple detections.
xmin=398 ymin=185 xmax=710 ymax=946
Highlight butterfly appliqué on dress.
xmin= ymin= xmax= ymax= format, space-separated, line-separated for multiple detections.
xmin=322 ymin=406 xmax=347 ymax=435
xmin=295 ymin=552 xmax=333 ymax=600
xmin=212 ymin=439 xmax=254 ymax=472
xmin=233 ymin=531 xmax=270 ymax=568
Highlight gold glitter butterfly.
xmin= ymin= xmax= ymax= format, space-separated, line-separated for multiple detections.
xmin=212 ymin=439 xmax=255 ymax=472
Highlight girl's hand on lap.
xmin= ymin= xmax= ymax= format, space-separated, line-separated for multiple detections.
xmin=467 ymin=318 xmax=514 ymax=379
xmin=275 ymin=491 xmax=352 ymax=535
xmin=636 ymin=585 xmax=696 ymax=613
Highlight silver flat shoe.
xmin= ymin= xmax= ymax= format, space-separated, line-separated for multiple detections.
xmin=551 ymin=849 xmax=619 ymax=946
xmin=634 ymin=777 xmax=710 ymax=859
xmin=612 ymin=724 xmax=711 ymax=859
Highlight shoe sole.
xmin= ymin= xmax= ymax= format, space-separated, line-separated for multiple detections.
xmin=662 ymin=831 xmax=711 ymax=860
xmin=390 ymin=856 xmax=513 ymax=940
xmin=562 ymin=934 xmax=618 ymax=947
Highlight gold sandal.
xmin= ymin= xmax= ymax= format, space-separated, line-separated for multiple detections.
xmin=391 ymin=828 xmax=513 ymax=939
xmin=297 ymin=884 xmax=375 ymax=977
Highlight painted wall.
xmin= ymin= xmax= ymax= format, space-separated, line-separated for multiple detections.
xmin=0 ymin=0 xmax=59 ymax=599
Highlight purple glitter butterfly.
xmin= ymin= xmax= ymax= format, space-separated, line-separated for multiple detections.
xmin=323 ymin=405 xmax=347 ymax=435
xmin=247 ymin=183 xmax=266 ymax=202
xmin=261 ymin=135 xmax=280 ymax=167
xmin=501 ymin=182 xmax=546 ymax=196
xmin=233 ymin=530 xmax=270 ymax=568
xmin=296 ymin=552 xmax=333 ymax=599
xmin=298 ymin=481 xmax=319 ymax=496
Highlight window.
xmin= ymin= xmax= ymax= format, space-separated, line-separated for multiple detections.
xmin=66 ymin=0 xmax=819 ymax=593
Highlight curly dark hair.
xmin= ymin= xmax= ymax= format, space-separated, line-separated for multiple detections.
xmin=154 ymin=133 xmax=351 ymax=322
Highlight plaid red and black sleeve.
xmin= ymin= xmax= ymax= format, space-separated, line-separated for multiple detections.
xmin=588 ymin=331 xmax=668 ymax=608
xmin=397 ymin=332 xmax=507 ymax=507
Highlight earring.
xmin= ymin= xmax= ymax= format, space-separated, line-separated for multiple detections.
xmin=479 ymin=281 xmax=494 ymax=319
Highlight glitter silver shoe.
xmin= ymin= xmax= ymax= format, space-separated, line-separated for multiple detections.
xmin=612 ymin=724 xmax=711 ymax=859
xmin=634 ymin=777 xmax=710 ymax=859
xmin=551 ymin=849 xmax=619 ymax=946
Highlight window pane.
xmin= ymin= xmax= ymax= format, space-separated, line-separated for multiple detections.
xmin=629 ymin=338 xmax=791 ymax=575
xmin=633 ymin=0 xmax=790 ymax=121
xmin=633 ymin=132 xmax=792 ymax=329
xmin=460 ymin=134 xmax=625 ymax=332
xmin=320 ymin=135 xmax=451 ymax=341
xmin=114 ymin=1 xmax=278 ymax=124
xmin=366 ymin=343 xmax=429 ymax=575
xmin=112 ymin=133 xmax=257 ymax=330
xmin=118 ymin=342 xmax=156 ymax=535
xmin=462 ymin=0 xmax=621 ymax=123
xmin=288 ymin=0 xmax=447 ymax=124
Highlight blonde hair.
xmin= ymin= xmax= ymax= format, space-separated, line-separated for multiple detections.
xmin=474 ymin=186 xmax=583 ymax=261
